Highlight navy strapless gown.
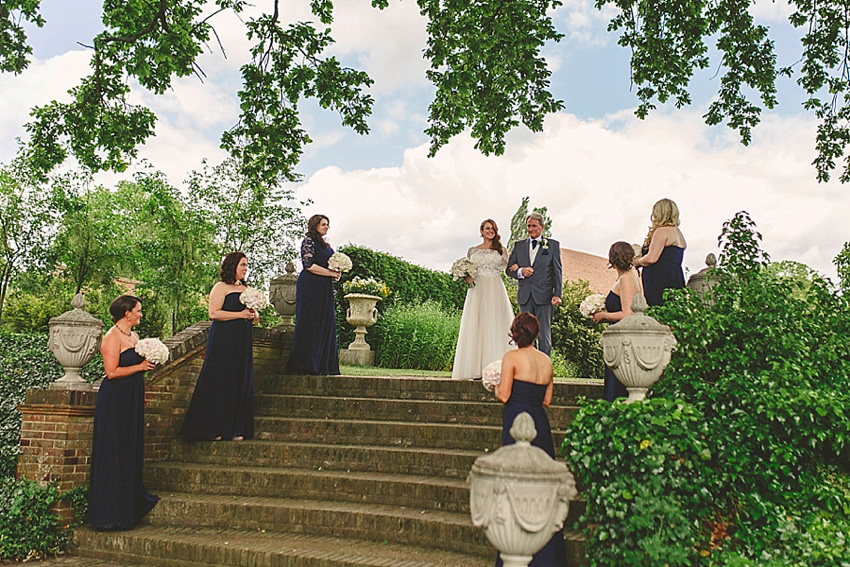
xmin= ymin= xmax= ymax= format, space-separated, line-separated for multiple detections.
xmin=180 ymin=292 xmax=254 ymax=440
xmin=641 ymin=245 xmax=685 ymax=307
xmin=285 ymin=237 xmax=340 ymax=375
xmin=88 ymin=348 xmax=159 ymax=530
xmin=495 ymin=380 xmax=568 ymax=567
xmin=604 ymin=291 xmax=628 ymax=402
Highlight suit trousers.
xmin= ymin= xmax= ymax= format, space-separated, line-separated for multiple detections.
xmin=519 ymin=300 xmax=553 ymax=356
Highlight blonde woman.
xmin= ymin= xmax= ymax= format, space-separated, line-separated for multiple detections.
xmin=633 ymin=198 xmax=686 ymax=306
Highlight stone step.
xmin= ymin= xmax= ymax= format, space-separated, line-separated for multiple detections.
xmin=253 ymin=416 xmax=569 ymax=452
xmin=144 ymin=491 xmax=491 ymax=556
xmin=169 ymin=439 xmax=481 ymax=480
xmin=72 ymin=524 xmax=492 ymax=567
xmin=261 ymin=374 xmax=603 ymax=405
xmin=254 ymin=394 xmax=580 ymax=427
xmin=146 ymin=463 xmax=471 ymax=513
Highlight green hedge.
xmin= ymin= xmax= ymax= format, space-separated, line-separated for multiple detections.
xmin=563 ymin=212 xmax=850 ymax=566
xmin=372 ymin=301 xmax=460 ymax=371
xmin=335 ymin=245 xmax=467 ymax=354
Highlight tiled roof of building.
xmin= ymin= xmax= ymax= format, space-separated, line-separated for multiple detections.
xmin=561 ymin=248 xmax=615 ymax=294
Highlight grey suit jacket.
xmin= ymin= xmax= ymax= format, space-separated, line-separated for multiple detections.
xmin=506 ymin=238 xmax=563 ymax=305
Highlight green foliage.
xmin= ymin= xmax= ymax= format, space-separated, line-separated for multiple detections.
xmin=0 ymin=477 xmax=65 ymax=561
xmin=506 ymin=196 xmax=553 ymax=249
xmin=564 ymin=398 xmax=716 ymax=566
xmin=0 ymin=1 xmax=45 ymax=74
xmin=551 ymin=279 xmax=604 ymax=379
xmin=335 ymin=245 xmax=466 ymax=352
xmin=563 ymin=212 xmax=850 ymax=566
xmin=0 ymin=332 xmax=102 ymax=477
xmin=835 ymin=241 xmax=850 ymax=291
xmin=62 ymin=484 xmax=88 ymax=528
xmin=372 ymin=300 xmax=460 ymax=371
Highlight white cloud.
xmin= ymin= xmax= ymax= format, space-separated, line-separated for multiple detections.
xmin=296 ymin=109 xmax=848 ymax=282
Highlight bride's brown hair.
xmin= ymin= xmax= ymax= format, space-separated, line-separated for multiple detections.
xmin=480 ymin=219 xmax=505 ymax=253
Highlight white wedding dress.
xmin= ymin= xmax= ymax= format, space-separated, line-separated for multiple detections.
xmin=451 ymin=247 xmax=516 ymax=380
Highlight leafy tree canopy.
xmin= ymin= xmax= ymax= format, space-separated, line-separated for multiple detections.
xmin=3 ymin=0 xmax=850 ymax=182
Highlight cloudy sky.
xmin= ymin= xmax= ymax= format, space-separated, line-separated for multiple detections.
xmin=2 ymin=0 xmax=847 ymax=282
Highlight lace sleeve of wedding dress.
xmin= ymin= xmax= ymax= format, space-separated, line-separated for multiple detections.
xmin=301 ymin=238 xmax=315 ymax=269
xmin=467 ymin=246 xmax=476 ymax=259
xmin=499 ymin=248 xmax=509 ymax=269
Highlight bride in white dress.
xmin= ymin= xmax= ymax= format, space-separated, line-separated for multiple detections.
xmin=451 ymin=219 xmax=516 ymax=380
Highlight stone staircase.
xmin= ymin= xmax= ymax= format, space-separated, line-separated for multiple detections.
xmin=71 ymin=374 xmax=602 ymax=567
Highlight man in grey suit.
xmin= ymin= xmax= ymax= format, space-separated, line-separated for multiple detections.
xmin=505 ymin=212 xmax=562 ymax=355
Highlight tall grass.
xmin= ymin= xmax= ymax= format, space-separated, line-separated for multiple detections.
xmin=374 ymin=301 xmax=460 ymax=371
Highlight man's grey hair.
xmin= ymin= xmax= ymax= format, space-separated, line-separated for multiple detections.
xmin=526 ymin=212 xmax=545 ymax=225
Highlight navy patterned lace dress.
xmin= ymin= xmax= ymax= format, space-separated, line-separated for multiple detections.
xmin=495 ymin=380 xmax=568 ymax=567
xmin=180 ymin=292 xmax=255 ymax=440
xmin=604 ymin=291 xmax=628 ymax=402
xmin=641 ymin=245 xmax=685 ymax=307
xmin=88 ymin=348 xmax=159 ymax=530
xmin=285 ymin=237 xmax=340 ymax=375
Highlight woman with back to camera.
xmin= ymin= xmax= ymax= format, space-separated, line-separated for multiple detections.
xmin=285 ymin=214 xmax=341 ymax=375
xmin=633 ymin=198 xmax=686 ymax=306
xmin=594 ymin=241 xmax=642 ymax=402
xmin=88 ymin=294 xmax=160 ymax=530
xmin=451 ymin=218 xmax=515 ymax=380
xmin=493 ymin=312 xmax=567 ymax=567
xmin=181 ymin=252 xmax=258 ymax=441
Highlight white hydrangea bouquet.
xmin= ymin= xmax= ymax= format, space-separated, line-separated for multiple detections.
xmin=328 ymin=252 xmax=353 ymax=273
xmin=482 ymin=359 xmax=502 ymax=392
xmin=450 ymin=257 xmax=478 ymax=284
xmin=240 ymin=287 xmax=270 ymax=310
xmin=135 ymin=338 xmax=170 ymax=365
xmin=579 ymin=293 xmax=607 ymax=317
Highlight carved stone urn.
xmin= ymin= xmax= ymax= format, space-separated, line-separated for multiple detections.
xmin=600 ymin=293 xmax=677 ymax=403
xmin=687 ymin=253 xmax=717 ymax=301
xmin=468 ymin=412 xmax=577 ymax=567
xmin=269 ymin=261 xmax=298 ymax=332
xmin=339 ymin=293 xmax=382 ymax=366
xmin=48 ymin=293 xmax=104 ymax=391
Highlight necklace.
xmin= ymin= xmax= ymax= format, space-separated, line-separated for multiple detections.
xmin=115 ymin=325 xmax=132 ymax=337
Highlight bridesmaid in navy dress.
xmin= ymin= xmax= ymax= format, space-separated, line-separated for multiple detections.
xmin=181 ymin=252 xmax=259 ymax=441
xmin=634 ymin=198 xmax=687 ymax=306
xmin=594 ymin=242 xmax=642 ymax=402
xmin=285 ymin=214 xmax=341 ymax=375
xmin=89 ymin=295 xmax=160 ymax=530
xmin=494 ymin=313 xmax=567 ymax=567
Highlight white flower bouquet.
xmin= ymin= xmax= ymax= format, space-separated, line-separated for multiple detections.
xmin=450 ymin=257 xmax=478 ymax=283
xmin=579 ymin=293 xmax=607 ymax=317
xmin=482 ymin=359 xmax=502 ymax=392
xmin=240 ymin=287 xmax=270 ymax=310
xmin=135 ymin=338 xmax=170 ymax=365
xmin=328 ymin=252 xmax=353 ymax=273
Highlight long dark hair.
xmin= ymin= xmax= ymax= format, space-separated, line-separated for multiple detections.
xmin=220 ymin=252 xmax=247 ymax=284
xmin=306 ymin=214 xmax=330 ymax=248
xmin=480 ymin=219 xmax=505 ymax=253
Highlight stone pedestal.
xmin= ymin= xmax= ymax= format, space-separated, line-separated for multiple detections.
xmin=340 ymin=293 xmax=381 ymax=366
xmin=339 ymin=348 xmax=375 ymax=366
xmin=17 ymin=388 xmax=98 ymax=525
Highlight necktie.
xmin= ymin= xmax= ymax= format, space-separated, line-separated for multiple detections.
xmin=531 ymin=240 xmax=538 ymax=249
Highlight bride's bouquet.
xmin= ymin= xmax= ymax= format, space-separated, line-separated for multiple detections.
xmin=240 ymin=287 xmax=270 ymax=310
xmin=579 ymin=293 xmax=606 ymax=317
xmin=482 ymin=359 xmax=502 ymax=392
xmin=451 ymin=257 xmax=477 ymax=284
xmin=135 ymin=338 xmax=170 ymax=365
xmin=328 ymin=252 xmax=353 ymax=273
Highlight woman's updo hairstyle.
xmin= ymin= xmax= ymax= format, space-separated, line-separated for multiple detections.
xmin=608 ymin=241 xmax=635 ymax=271
xmin=510 ymin=312 xmax=540 ymax=348
xmin=109 ymin=295 xmax=141 ymax=323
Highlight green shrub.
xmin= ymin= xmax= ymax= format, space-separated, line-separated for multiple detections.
xmin=335 ymin=245 xmax=467 ymax=353
xmin=373 ymin=300 xmax=460 ymax=371
xmin=0 ymin=332 xmax=103 ymax=477
xmin=562 ymin=212 xmax=850 ymax=566
xmin=550 ymin=349 xmax=579 ymax=379
xmin=551 ymin=279 xmax=604 ymax=379
xmin=0 ymin=477 xmax=66 ymax=560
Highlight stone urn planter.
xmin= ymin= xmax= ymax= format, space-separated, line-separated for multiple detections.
xmin=339 ymin=293 xmax=381 ymax=366
xmin=600 ymin=293 xmax=677 ymax=402
xmin=468 ymin=412 xmax=577 ymax=567
xmin=269 ymin=261 xmax=298 ymax=332
xmin=48 ymin=293 xmax=104 ymax=391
